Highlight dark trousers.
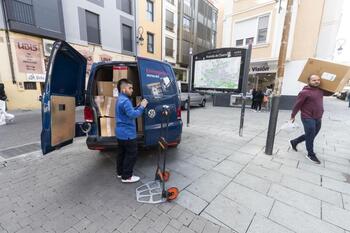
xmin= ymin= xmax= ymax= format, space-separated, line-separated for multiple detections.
xmin=291 ymin=118 xmax=322 ymax=156
xmin=116 ymin=139 xmax=138 ymax=179
xmin=254 ymin=101 xmax=262 ymax=111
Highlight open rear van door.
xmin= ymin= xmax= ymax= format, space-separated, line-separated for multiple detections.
xmin=41 ymin=41 xmax=87 ymax=155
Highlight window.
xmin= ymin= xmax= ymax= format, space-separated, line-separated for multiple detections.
xmin=165 ymin=37 xmax=173 ymax=57
xmin=122 ymin=24 xmax=133 ymax=52
xmin=184 ymin=0 xmax=191 ymax=7
xmin=24 ymin=82 xmax=37 ymax=90
xmin=245 ymin=37 xmax=254 ymax=45
xmin=234 ymin=14 xmax=270 ymax=46
xmin=236 ymin=39 xmax=243 ymax=46
xmin=147 ymin=32 xmax=154 ymax=53
xmin=146 ymin=0 xmax=154 ymax=21
xmin=183 ymin=16 xmax=191 ymax=32
xmin=166 ymin=10 xmax=174 ymax=32
xmin=257 ymin=15 xmax=269 ymax=43
xmin=121 ymin=0 xmax=132 ymax=15
xmin=85 ymin=11 xmax=100 ymax=44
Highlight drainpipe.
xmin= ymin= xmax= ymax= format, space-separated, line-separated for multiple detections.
xmin=2 ymin=0 xmax=16 ymax=84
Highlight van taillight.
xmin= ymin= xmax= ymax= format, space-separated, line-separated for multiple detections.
xmin=176 ymin=106 xmax=181 ymax=119
xmin=84 ymin=106 xmax=94 ymax=122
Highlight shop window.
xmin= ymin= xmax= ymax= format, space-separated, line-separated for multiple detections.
xmin=24 ymin=82 xmax=37 ymax=90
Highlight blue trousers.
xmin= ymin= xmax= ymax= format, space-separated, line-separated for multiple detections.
xmin=292 ymin=118 xmax=322 ymax=156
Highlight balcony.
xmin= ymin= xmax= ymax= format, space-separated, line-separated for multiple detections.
xmin=166 ymin=21 xmax=175 ymax=32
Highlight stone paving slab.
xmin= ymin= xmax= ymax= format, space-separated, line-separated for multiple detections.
xmin=1 ymin=98 xmax=350 ymax=233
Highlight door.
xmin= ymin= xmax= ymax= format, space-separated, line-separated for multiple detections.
xmin=137 ymin=57 xmax=180 ymax=146
xmin=41 ymin=41 xmax=87 ymax=155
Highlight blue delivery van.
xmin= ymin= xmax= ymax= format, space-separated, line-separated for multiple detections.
xmin=41 ymin=41 xmax=183 ymax=155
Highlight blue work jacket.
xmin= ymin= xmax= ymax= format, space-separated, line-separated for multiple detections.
xmin=115 ymin=93 xmax=144 ymax=140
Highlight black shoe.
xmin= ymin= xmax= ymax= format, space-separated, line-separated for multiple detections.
xmin=305 ymin=154 xmax=321 ymax=164
xmin=290 ymin=140 xmax=298 ymax=152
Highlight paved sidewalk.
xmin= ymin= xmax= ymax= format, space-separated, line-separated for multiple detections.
xmin=0 ymin=97 xmax=350 ymax=233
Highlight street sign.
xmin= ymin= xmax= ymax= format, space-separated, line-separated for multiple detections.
xmin=192 ymin=48 xmax=248 ymax=92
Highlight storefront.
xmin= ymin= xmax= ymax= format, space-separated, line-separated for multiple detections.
xmin=0 ymin=32 xmax=135 ymax=110
xmin=248 ymin=60 xmax=277 ymax=92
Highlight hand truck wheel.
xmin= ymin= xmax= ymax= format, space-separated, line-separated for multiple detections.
xmin=166 ymin=187 xmax=179 ymax=201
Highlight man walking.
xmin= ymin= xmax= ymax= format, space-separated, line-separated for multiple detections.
xmin=116 ymin=79 xmax=148 ymax=183
xmin=289 ymin=74 xmax=331 ymax=164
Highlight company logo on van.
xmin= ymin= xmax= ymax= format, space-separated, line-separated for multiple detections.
xmin=146 ymin=68 xmax=167 ymax=78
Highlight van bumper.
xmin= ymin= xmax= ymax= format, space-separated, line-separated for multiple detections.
xmin=86 ymin=135 xmax=144 ymax=150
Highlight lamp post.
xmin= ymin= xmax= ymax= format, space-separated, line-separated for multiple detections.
xmin=136 ymin=26 xmax=144 ymax=56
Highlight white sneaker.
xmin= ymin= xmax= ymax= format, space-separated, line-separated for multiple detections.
xmin=121 ymin=175 xmax=140 ymax=183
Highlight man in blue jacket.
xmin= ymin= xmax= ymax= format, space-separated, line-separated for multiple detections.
xmin=116 ymin=79 xmax=148 ymax=183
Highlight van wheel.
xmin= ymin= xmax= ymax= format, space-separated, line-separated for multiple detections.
xmin=201 ymin=100 xmax=206 ymax=107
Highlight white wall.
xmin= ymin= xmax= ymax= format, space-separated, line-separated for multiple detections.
xmin=281 ymin=60 xmax=307 ymax=95
xmin=62 ymin=0 xmax=135 ymax=53
xmin=221 ymin=0 xmax=233 ymax=47
xmin=315 ymin=0 xmax=344 ymax=60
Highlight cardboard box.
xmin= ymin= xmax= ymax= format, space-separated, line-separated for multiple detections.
xmin=100 ymin=117 xmax=115 ymax=137
xmin=136 ymin=96 xmax=143 ymax=132
xmin=298 ymin=58 xmax=350 ymax=93
xmin=104 ymin=96 xmax=116 ymax=117
xmin=94 ymin=96 xmax=117 ymax=117
xmin=94 ymin=96 xmax=105 ymax=115
xmin=113 ymin=66 xmax=129 ymax=83
xmin=97 ymin=81 xmax=115 ymax=96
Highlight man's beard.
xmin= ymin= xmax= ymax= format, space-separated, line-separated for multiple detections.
xmin=309 ymin=83 xmax=320 ymax=87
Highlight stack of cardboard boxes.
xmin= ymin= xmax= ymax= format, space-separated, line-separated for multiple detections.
xmin=96 ymin=66 xmax=143 ymax=137
xmin=95 ymin=81 xmax=117 ymax=137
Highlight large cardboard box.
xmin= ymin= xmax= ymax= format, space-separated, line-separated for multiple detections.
xmin=104 ymin=96 xmax=116 ymax=117
xmin=94 ymin=96 xmax=105 ymax=115
xmin=298 ymin=58 xmax=350 ymax=93
xmin=113 ymin=66 xmax=130 ymax=83
xmin=94 ymin=96 xmax=116 ymax=117
xmin=135 ymin=96 xmax=143 ymax=132
xmin=100 ymin=117 xmax=115 ymax=137
xmin=97 ymin=81 xmax=115 ymax=96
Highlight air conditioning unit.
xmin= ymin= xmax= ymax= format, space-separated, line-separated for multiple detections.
xmin=42 ymin=39 xmax=55 ymax=57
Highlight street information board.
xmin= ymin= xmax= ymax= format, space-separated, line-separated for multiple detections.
xmin=194 ymin=56 xmax=241 ymax=89
xmin=192 ymin=48 xmax=247 ymax=92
